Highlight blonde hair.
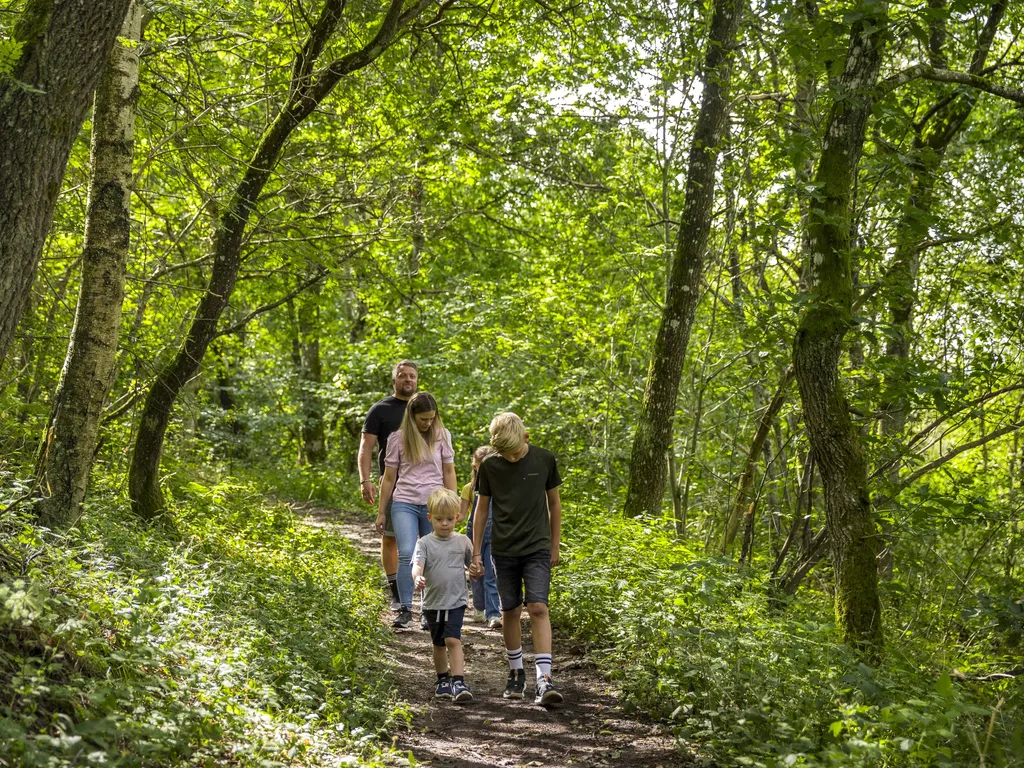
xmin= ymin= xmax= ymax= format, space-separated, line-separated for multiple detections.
xmin=489 ymin=412 xmax=526 ymax=454
xmin=470 ymin=445 xmax=493 ymax=487
xmin=427 ymin=488 xmax=461 ymax=519
xmin=400 ymin=392 xmax=445 ymax=465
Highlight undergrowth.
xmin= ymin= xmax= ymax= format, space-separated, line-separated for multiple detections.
xmin=551 ymin=499 xmax=1023 ymax=768
xmin=0 ymin=473 xmax=399 ymax=768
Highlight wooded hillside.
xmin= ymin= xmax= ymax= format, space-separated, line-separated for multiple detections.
xmin=1 ymin=1 xmax=1022 ymax=766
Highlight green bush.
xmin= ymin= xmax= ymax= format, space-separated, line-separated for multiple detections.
xmin=551 ymin=500 xmax=1023 ymax=767
xmin=0 ymin=477 xmax=397 ymax=767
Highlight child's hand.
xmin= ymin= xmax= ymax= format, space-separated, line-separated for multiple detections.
xmin=414 ymin=575 xmax=426 ymax=591
xmin=468 ymin=558 xmax=484 ymax=580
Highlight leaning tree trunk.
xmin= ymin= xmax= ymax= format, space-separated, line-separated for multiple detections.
xmin=792 ymin=6 xmax=888 ymax=652
xmin=623 ymin=0 xmax=741 ymax=518
xmin=128 ymin=0 xmax=431 ymax=519
xmin=877 ymin=1 xmax=1005 ymax=577
xmin=34 ymin=2 xmax=145 ymax=528
xmin=0 ymin=0 xmax=133 ymax=365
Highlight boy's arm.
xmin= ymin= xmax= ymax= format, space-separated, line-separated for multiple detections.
xmin=411 ymin=561 xmax=426 ymax=590
xmin=412 ymin=545 xmax=426 ymax=590
xmin=469 ymin=495 xmax=490 ymax=578
xmin=547 ymin=487 xmax=562 ymax=567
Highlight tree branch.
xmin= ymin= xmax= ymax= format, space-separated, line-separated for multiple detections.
xmin=213 ymin=266 xmax=332 ymax=339
xmin=894 ymin=418 xmax=1024 ymax=490
xmin=879 ymin=63 xmax=1024 ymax=105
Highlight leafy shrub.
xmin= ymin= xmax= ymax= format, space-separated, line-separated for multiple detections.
xmin=551 ymin=500 xmax=1023 ymax=767
xmin=0 ymin=477 xmax=397 ymax=767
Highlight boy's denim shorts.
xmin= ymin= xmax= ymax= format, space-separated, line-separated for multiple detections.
xmin=492 ymin=550 xmax=551 ymax=611
xmin=423 ymin=605 xmax=465 ymax=647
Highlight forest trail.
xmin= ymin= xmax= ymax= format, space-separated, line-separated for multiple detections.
xmin=297 ymin=504 xmax=694 ymax=768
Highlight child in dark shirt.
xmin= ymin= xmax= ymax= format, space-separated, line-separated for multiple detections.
xmin=469 ymin=412 xmax=563 ymax=707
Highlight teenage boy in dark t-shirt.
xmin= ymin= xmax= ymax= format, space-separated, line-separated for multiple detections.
xmin=470 ymin=412 xmax=564 ymax=707
xmin=358 ymin=360 xmax=418 ymax=611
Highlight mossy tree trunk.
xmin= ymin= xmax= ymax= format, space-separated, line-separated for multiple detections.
xmin=792 ymin=4 xmax=888 ymax=651
xmin=128 ymin=0 xmax=432 ymax=519
xmin=34 ymin=2 xmax=144 ymax=528
xmin=623 ymin=0 xmax=741 ymax=518
xmin=0 ymin=0 xmax=133 ymax=365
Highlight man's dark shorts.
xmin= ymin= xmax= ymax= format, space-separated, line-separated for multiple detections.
xmin=492 ymin=550 xmax=551 ymax=611
xmin=383 ymin=495 xmax=395 ymax=537
xmin=424 ymin=606 xmax=466 ymax=647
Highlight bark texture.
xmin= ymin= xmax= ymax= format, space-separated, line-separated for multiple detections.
xmin=34 ymin=2 xmax=144 ymax=527
xmin=792 ymin=5 xmax=888 ymax=650
xmin=0 ymin=0 xmax=133 ymax=364
xmin=623 ymin=0 xmax=741 ymax=518
xmin=128 ymin=0 xmax=431 ymax=519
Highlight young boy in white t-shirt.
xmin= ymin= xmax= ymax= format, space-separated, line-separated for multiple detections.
xmin=412 ymin=488 xmax=475 ymax=702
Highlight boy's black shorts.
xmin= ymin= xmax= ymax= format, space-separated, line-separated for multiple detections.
xmin=492 ymin=550 xmax=551 ymax=611
xmin=423 ymin=606 xmax=466 ymax=647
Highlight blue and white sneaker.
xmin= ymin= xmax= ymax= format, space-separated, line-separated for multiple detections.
xmin=434 ymin=676 xmax=453 ymax=699
xmin=451 ymin=679 xmax=474 ymax=703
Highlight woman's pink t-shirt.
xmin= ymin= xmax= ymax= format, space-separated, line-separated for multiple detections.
xmin=385 ymin=428 xmax=455 ymax=504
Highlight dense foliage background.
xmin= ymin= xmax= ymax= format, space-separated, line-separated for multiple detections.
xmin=2 ymin=0 xmax=1023 ymax=765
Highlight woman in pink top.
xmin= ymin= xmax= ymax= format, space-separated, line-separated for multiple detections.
xmin=377 ymin=392 xmax=457 ymax=627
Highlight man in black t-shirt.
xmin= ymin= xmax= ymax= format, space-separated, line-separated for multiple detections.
xmin=470 ymin=412 xmax=564 ymax=707
xmin=358 ymin=360 xmax=418 ymax=611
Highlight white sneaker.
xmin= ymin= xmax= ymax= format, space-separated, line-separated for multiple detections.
xmin=473 ymin=610 xmax=486 ymax=623
xmin=488 ymin=617 xmax=502 ymax=630
xmin=390 ymin=599 xmax=402 ymax=612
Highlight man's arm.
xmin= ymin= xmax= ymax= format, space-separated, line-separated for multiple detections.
xmin=376 ymin=466 xmax=397 ymax=533
xmin=547 ymin=487 xmax=562 ymax=567
xmin=469 ymin=494 xmax=490 ymax=579
xmin=357 ymin=432 xmax=378 ymax=504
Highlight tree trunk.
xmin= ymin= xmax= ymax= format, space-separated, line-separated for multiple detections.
xmin=877 ymin=1 xmax=1005 ymax=577
xmin=128 ymin=0 xmax=431 ymax=519
xmin=0 ymin=0 xmax=134 ymax=365
xmin=33 ymin=3 xmax=144 ymax=528
xmin=623 ymin=0 xmax=741 ymax=518
xmin=792 ymin=6 xmax=888 ymax=651
xmin=289 ymin=287 xmax=327 ymax=465
xmin=721 ymin=368 xmax=795 ymax=553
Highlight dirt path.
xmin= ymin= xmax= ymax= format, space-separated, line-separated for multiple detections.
xmin=299 ymin=505 xmax=694 ymax=768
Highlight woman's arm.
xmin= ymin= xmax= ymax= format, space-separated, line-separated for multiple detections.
xmin=442 ymin=462 xmax=457 ymax=492
xmin=376 ymin=466 xmax=398 ymax=534
xmin=441 ymin=430 xmax=457 ymax=492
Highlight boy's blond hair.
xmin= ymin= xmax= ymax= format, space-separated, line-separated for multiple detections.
xmin=427 ymin=488 xmax=460 ymax=519
xmin=489 ymin=412 xmax=526 ymax=454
